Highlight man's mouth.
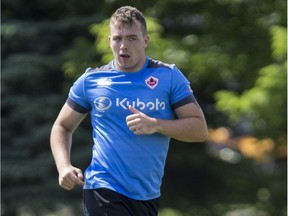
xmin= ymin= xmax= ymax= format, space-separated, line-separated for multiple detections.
xmin=120 ymin=54 xmax=130 ymax=59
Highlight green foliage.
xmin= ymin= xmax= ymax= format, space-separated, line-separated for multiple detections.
xmin=215 ymin=25 xmax=287 ymax=142
xmin=159 ymin=208 xmax=183 ymax=216
xmin=90 ymin=19 xmax=112 ymax=63
xmin=1 ymin=4 xmax=97 ymax=215
xmin=270 ymin=26 xmax=287 ymax=61
xmin=161 ymin=142 xmax=287 ymax=216
xmin=1 ymin=53 xmax=68 ymax=215
xmin=62 ymin=37 xmax=99 ymax=79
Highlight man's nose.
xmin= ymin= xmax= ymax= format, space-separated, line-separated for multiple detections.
xmin=120 ymin=39 xmax=128 ymax=50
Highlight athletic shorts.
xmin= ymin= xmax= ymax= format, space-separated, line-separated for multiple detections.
xmin=83 ymin=188 xmax=160 ymax=216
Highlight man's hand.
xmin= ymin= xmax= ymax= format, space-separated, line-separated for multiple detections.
xmin=126 ymin=105 xmax=158 ymax=135
xmin=58 ymin=165 xmax=84 ymax=190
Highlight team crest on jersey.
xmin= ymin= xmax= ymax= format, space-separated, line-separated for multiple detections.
xmin=145 ymin=76 xmax=159 ymax=89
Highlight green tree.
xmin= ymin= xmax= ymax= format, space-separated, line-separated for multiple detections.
xmin=215 ymin=25 xmax=287 ymax=144
xmin=1 ymin=1 xmax=103 ymax=215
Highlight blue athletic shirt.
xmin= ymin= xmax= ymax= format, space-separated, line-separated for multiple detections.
xmin=67 ymin=57 xmax=196 ymax=200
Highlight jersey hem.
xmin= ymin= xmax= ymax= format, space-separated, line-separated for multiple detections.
xmin=83 ymin=185 xmax=161 ymax=201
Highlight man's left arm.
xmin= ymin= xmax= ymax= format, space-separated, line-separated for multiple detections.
xmin=126 ymin=102 xmax=208 ymax=142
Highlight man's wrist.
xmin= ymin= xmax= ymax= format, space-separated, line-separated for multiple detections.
xmin=154 ymin=118 xmax=162 ymax=134
xmin=56 ymin=161 xmax=72 ymax=172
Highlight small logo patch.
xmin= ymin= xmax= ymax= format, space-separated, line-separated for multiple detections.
xmin=94 ymin=96 xmax=112 ymax=111
xmin=145 ymin=76 xmax=159 ymax=89
xmin=96 ymin=78 xmax=112 ymax=87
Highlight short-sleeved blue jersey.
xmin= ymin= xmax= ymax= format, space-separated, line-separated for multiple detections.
xmin=67 ymin=57 xmax=195 ymax=200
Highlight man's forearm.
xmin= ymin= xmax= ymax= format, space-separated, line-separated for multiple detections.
xmin=156 ymin=116 xmax=208 ymax=142
xmin=50 ymin=124 xmax=73 ymax=170
xmin=126 ymin=105 xmax=208 ymax=141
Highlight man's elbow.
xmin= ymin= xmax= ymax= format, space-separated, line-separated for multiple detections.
xmin=187 ymin=127 xmax=208 ymax=143
xmin=199 ymin=128 xmax=209 ymax=141
xmin=191 ymin=133 xmax=208 ymax=142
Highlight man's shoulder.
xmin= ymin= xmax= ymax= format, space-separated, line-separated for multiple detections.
xmin=85 ymin=62 xmax=113 ymax=73
xmin=147 ymin=58 xmax=174 ymax=70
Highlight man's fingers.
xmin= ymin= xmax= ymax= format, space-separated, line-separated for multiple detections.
xmin=129 ymin=105 xmax=140 ymax=114
xmin=59 ymin=176 xmax=75 ymax=190
xmin=126 ymin=106 xmax=156 ymax=134
xmin=61 ymin=181 xmax=74 ymax=190
xmin=76 ymin=170 xmax=84 ymax=181
xmin=126 ymin=106 xmax=140 ymax=123
xmin=59 ymin=168 xmax=84 ymax=190
xmin=73 ymin=169 xmax=84 ymax=186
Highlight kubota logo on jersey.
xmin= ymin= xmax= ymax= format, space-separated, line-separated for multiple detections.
xmin=145 ymin=76 xmax=159 ymax=89
xmin=116 ymin=98 xmax=165 ymax=110
xmin=94 ymin=96 xmax=166 ymax=111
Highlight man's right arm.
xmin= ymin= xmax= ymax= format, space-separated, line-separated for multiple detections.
xmin=50 ymin=103 xmax=87 ymax=190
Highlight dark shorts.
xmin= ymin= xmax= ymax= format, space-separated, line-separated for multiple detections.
xmin=83 ymin=188 xmax=160 ymax=216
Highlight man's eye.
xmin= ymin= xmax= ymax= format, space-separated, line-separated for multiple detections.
xmin=129 ymin=37 xmax=136 ymax=41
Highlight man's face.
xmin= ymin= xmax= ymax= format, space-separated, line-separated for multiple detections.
xmin=109 ymin=21 xmax=149 ymax=72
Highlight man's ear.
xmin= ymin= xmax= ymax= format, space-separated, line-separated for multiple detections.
xmin=144 ymin=35 xmax=149 ymax=48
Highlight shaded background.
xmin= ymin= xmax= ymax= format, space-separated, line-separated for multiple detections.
xmin=1 ymin=0 xmax=287 ymax=215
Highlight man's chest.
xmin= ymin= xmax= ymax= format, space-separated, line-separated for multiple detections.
xmin=85 ymin=74 xmax=172 ymax=117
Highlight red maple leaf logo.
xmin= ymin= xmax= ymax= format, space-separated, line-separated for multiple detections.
xmin=145 ymin=76 xmax=159 ymax=89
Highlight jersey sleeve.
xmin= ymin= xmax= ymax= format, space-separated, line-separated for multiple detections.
xmin=170 ymin=66 xmax=196 ymax=108
xmin=67 ymin=69 xmax=92 ymax=113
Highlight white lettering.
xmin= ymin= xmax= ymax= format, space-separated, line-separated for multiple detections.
xmin=116 ymin=98 xmax=128 ymax=109
xmin=146 ymin=102 xmax=155 ymax=110
xmin=137 ymin=98 xmax=146 ymax=110
xmin=116 ymin=98 xmax=165 ymax=110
